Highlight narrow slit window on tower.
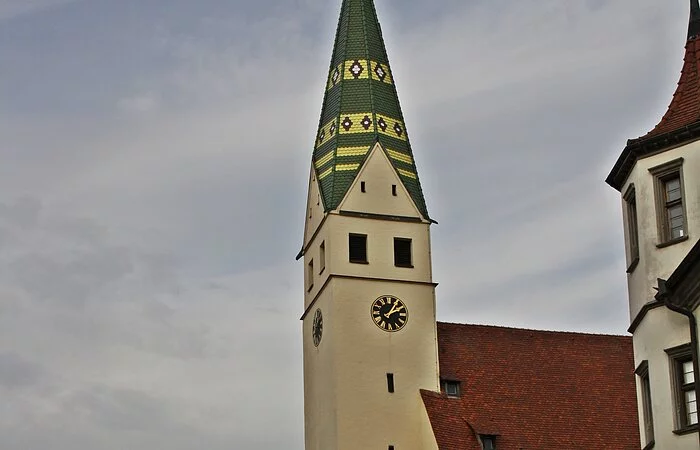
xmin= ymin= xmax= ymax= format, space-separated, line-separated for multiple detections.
xmin=388 ymin=446 xmax=395 ymax=450
xmin=307 ymin=259 xmax=314 ymax=292
xmin=392 ymin=184 xmax=397 ymax=196
xmin=361 ymin=181 xmax=366 ymax=193
xmin=319 ymin=241 xmax=326 ymax=273
xmin=387 ymin=373 xmax=395 ymax=393
xmin=349 ymin=234 xmax=368 ymax=264
xmin=624 ymin=185 xmax=639 ymax=272
xmin=394 ymin=238 xmax=413 ymax=267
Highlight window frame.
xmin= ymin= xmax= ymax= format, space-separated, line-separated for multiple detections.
xmin=623 ymin=184 xmax=640 ymax=273
xmin=635 ymin=360 xmax=655 ymax=446
xmin=393 ymin=237 xmax=413 ymax=268
xmin=480 ymin=435 xmax=496 ymax=450
xmin=348 ymin=233 xmax=368 ymax=264
xmin=307 ymin=259 xmax=314 ymax=292
xmin=666 ymin=344 xmax=699 ymax=433
xmin=649 ymin=158 xmax=689 ymax=247
xmin=319 ymin=241 xmax=326 ymax=274
xmin=441 ymin=379 xmax=461 ymax=398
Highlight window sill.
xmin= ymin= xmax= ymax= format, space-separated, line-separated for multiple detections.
xmin=672 ymin=424 xmax=698 ymax=435
xmin=307 ymin=284 xmax=314 ymax=293
xmin=626 ymin=257 xmax=640 ymax=274
xmin=349 ymin=260 xmax=369 ymax=265
xmin=394 ymin=264 xmax=414 ymax=269
xmin=319 ymin=268 xmax=325 ymax=276
xmin=657 ymin=235 xmax=689 ymax=249
xmin=642 ymin=440 xmax=655 ymax=450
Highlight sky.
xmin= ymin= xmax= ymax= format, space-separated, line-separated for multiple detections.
xmin=0 ymin=0 xmax=692 ymax=448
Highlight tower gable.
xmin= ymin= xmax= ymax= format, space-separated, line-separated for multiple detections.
xmin=338 ymin=142 xmax=424 ymax=220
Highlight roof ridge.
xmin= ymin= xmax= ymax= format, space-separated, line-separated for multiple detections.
xmin=436 ymin=321 xmax=631 ymax=338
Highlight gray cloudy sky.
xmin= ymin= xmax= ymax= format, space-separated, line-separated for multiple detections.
xmin=0 ymin=0 xmax=690 ymax=448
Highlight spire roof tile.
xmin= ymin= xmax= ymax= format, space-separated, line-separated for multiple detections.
xmin=312 ymin=0 xmax=429 ymax=218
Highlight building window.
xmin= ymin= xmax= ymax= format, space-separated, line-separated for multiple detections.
xmin=635 ymin=360 xmax=655 ymax=444
xmin=441 ymin=380 xmax=461 ymax=398
xmin=307 ymin=259 xmax=314 ymax=291
xmin=480 ymin=435 xmax=496 ymax=450
xmin=361 ymin=181 xmax=366 ymax=193
xmin=666 ymin=344 xmax=698 ymax=430
xmin=387 ymin=373 xmax=395 ymax=393
xmin=319 ymin=241 xmax=326 ymax=273
xmin=624 ymin=184 xmax=639 ymax=272
xmin=388 ymin=446 xmax=395 ymax=450
xmin=349 ymin=234 xmax=368 ymax=264
xmin=650 ymin=158 xmax=687 ymax=245
xmin=394 ymin=238 xmax=412 ymax=267
xmin=392 ymin=184 xmax=397 ymax=196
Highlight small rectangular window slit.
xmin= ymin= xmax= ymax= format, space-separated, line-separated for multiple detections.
xmin=392 ymin=184 xmax=397 ymax=196
xmin=361 ymin=181 xmax=366 ymax=193
xmin=388 ymin=446 xmax=395 ymax=450
xmin=387 ymin=373 xmax=395 ymax=393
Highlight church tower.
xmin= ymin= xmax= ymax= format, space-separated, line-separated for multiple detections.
xmin=607 ymin=1 xmax=700 ymax=448
xmin=298 ymin=1 xmax=440 ymax=449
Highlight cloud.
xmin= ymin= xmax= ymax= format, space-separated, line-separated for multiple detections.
xmin=0 ymin=353 xmax=44 ymax=388
xmin=0 ymin=0 xmax=79 ymax=21
xmin=0 ymin=0 xmax=690 ymax=448
xmin=117 ymin=94 xmax=159 ymax=114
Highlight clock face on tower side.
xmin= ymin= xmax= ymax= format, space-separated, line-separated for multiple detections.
xmin=371 ymin=295 xmax=408 ymax=332
xmin=312 ymin=309 xmax=323 ymax=347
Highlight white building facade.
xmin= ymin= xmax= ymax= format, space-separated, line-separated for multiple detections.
xmin=607 ymin=2 xmax=700 ymax=448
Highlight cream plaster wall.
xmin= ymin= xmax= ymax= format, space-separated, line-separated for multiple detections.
xmin=302 ymin=214 xmax=439 ymax=449
xmin=621 ymin=140 xmax=700 ymax=320
xmin=633 ymin=308 xmax=694 ymax=449
xmin=301 ymin=150 xmax=439 ymax=450
xmin=332 ymin=278 xmax=439 ymax=450
xmin=619 ymin=139 xmax=700 ymax=449
xmin=303 ymin=289 xmax=338 ymax=450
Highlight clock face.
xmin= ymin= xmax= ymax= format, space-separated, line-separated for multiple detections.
xmin=371 ymin=295 xmax=408 ymax=332
xmin=312 ymin=309 xmax=323 ymax=347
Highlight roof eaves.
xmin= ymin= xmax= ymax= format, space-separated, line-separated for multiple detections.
xmin=606 ymin=121 xmax=700 ymax=191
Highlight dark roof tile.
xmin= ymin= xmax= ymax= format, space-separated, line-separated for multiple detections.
xmin=422 ymin=322 xmax=640 ymax=450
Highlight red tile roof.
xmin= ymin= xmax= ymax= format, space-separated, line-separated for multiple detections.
xmin=421 ymin=323 xmax=640 ymax=450
xmin=642 ymin=35 xmax=700 ymax=139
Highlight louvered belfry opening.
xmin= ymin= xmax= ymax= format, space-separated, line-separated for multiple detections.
xmin=393 ymin=238 xmax=412 ymax=267
xmin=349 ymin=233 xmax=368 ymax=263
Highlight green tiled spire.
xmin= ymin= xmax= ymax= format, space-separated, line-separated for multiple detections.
xmin=312 ymin=0 xmax=430 ymax=219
